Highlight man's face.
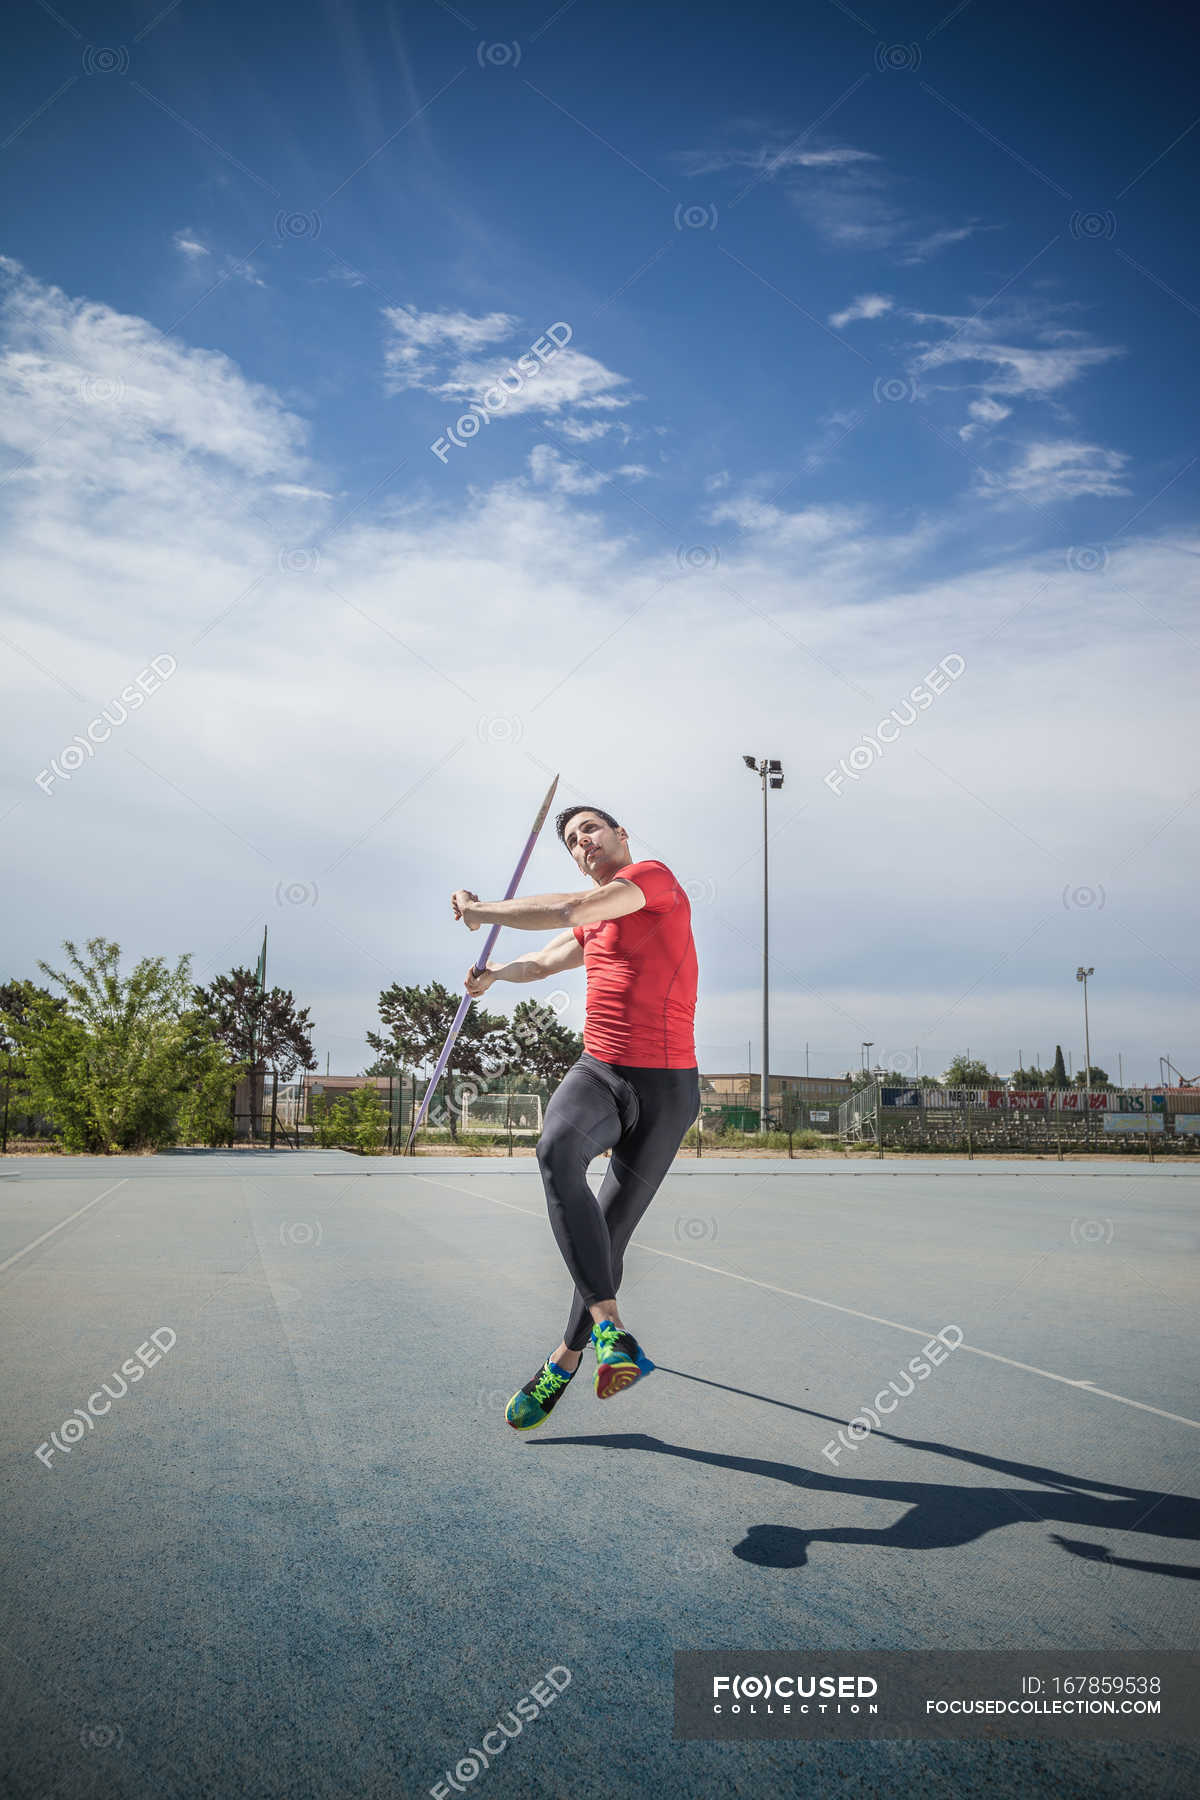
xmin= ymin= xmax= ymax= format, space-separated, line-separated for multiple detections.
xmin=562 ymin=810 xmax=628 ymax=881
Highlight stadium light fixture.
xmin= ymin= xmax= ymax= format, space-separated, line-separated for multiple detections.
xmin=743 ymin=755 xmax=758 ymax=770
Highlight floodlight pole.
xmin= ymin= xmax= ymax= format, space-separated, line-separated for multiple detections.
xmin=1076 ymin=966 xmax=1094 ymax=1109
xmin=743 ymin=756 xmax=783 ymax=1131
xmin=761 ymin=767 xmax=769 ymax=1132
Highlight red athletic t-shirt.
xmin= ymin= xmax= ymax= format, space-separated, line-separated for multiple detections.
xmin=571 ymin=859 xmax=698 ymax=1068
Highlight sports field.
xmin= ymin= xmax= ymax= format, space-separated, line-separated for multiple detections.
xmin=2 ymin=1150 xmax=1197 ymax=1799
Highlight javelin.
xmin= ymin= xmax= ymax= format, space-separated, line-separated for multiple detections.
xmin=405 ymin=772 xmax=560 ymax=1153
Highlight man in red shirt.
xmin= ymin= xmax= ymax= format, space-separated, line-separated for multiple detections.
xmin=451 ymin=804 xmax=699 ymax=1431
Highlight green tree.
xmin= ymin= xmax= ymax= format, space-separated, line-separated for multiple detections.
xmin=310 ymin=1091 xmax=338 ymax=1147
xmin=193 ymin=967 xmax=317 ymax=1135
xmin=310 ymin=1089 xmax=366 ymax=1148
xmin=367 ymin=980 xmax=509 ymax=1141
xmin=1072 ymin=1064 xmax=1111 ymax=1090
xmin=353 ymin=1083 xmax=387 ymax=1152
xmin=941 ymin=1054 xmax=1000 ymax=1087
xmin=1010 ymin=1064 xmax=1046 ymax=1087
xmin=1 ymin=940 xmax=235 ymax=1152
xmin=0 ymin=979 xmax=62 ymax=1141
xmin=496 ymin=997 xmax=583 ymax=1088
xmin=840 ymin=1068 xmax=941 ymax=1094
xmin=1048 ymin=1045 xmax=1069 ymax=1089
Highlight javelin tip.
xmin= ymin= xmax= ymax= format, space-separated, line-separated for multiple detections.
xmin=531 ymin=772 xmax=560 ymax=834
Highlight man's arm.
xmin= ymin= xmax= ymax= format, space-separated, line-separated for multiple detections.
xmin=464 ymin=929 xmax=583 ymax=997
xmin=452 ymin=880 xmax=646 ymax=933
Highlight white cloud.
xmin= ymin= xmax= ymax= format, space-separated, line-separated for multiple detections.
xmin=974 ymin=439 xmax=1132 ymax=503
xmin=271 ymin=482 xmax=337 ymax=501
xmin=0 ymin=256 xmax=309 ymax=499
xmin=382 ymin=304 xmax=518 ymax=391
xmin=434 ymin=347 xmax=634 ymax=418
xmin=529 ymin=446 xmax=649 ymax=494
xmin=171 ymin=234 xmax=265 ymax=286
xmin=316 ymin=264 xmax=367 ymax=288
xmin=897 ymin=223 xmax=997 ymax=265
xmin=829 ymin=293 xmax=893 ymax=329
xmin=792 ymin=176 xmax=908 ymax=250
xmin=910 ymin=327 xmax=1124 ymax=399
xmin=381 ymin=307 xmax=636 ymax=422
xmin=227 ymin=260 xmax=266 ymax=289
xmin=709 ymin=494 xmax=864 ymax=545
xmin=959 ymin=396 xmax=1012 ymax=442
xmin=676 ymin=142 xmax=877 ymax=178
xmin=557 ymin=416 xmax=632 ymax=444
xmin=677 ymin=134 xmax=997 ymax=267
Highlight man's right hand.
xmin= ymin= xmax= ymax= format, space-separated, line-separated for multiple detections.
xmin=464 ymin=962 xmax=496 ymax=998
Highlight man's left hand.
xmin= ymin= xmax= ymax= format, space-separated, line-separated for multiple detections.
xmin=451 ymin=889 xmax=481 ymax=930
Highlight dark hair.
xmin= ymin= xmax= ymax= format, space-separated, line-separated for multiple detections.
xmin=555 ymin=804 xmax=619 ymax=845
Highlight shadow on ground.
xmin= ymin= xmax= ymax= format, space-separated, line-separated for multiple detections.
xmin=534 ymin=1366 xmax=1200 ymax=1575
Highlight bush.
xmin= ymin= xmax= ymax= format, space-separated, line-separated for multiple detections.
xmin=309 ymin=1085 xmax=391 ymax=1152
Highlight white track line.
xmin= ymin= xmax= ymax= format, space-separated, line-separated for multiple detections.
xmin=411 ymin=1172 xmax=1200 ymax=1431
xmin=0 ymin=1179 xmax=128 ymax=1274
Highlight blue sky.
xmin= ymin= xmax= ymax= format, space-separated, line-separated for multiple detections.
xmin=2 ymin=0 xmax=1197 ymax=1083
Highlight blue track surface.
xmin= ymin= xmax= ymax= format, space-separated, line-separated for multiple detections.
xmin=2 ymin=1151 xmax=1197 ymax=1798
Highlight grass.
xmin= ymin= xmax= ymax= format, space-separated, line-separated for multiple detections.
xmin=681 ymin=1126 xmax=841 ymax=1152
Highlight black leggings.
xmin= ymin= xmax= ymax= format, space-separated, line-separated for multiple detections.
xmin=536 ymin=1053 xmax=701 ymax=1354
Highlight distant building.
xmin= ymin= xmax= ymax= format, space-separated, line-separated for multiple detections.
xmin=700 ymin=1071 xmax=852 ymax=1128
xmin=702 ymin=1072 xmax=853 ymax=1106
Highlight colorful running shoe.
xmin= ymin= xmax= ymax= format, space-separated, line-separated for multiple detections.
xmin=591 ymin=1320 xmax=655 ymax=1398
xmin=505 ymin=1356 xmax=578 ymax=1431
